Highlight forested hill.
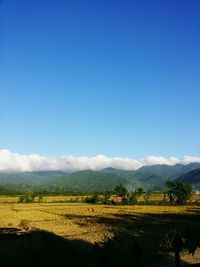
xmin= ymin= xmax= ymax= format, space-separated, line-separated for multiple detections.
xmin=177 ymin=168 xmax=200 ymax=186
xmin=0 ymin=163 xmax=200 ymax=193
xmin=50 ymin=170 xmax=129 ymax=192
xmin=0 ymin=171 xmax=68 ymax=186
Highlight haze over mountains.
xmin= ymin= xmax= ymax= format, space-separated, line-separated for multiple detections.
xmin=0 ymin=163 xmax=200 ymax=192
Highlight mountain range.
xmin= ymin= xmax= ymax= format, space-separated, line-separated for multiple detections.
xmin=0 ymin=163 xmax=200 ymax=192
xmin=177 ymin=168 xmax=200 ymax=186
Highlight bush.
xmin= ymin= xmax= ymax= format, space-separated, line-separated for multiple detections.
xmin=18 ymin=190 xmax=35 ymax=203
xmin=127 ymin=193 xmax=138 ymax=204
xmin=38 ymin=195 xmax=43 ymax=203
xmin=102 ymin=191 xmax=111 ymax=204
xmin=143 ymin=190 xmax=152 ymax=204
xmin=85 ymin=194 xmax=99 ymax=204
xmin=135 ymin=187 xmax=144 ymax=196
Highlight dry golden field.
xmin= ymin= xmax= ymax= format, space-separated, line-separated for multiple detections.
xmin=0 ymin=202 xmax=198 ymax=242
xmin=0 ymin=196 xmax=200 ymax=266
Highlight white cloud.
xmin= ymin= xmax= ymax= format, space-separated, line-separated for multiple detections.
xmin=0 ymin=149 xmax=200 ymax=172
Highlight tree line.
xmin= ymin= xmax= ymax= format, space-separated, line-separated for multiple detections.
xmin=0 ymin=180 xmax=194 ymax=205
xmin=85 ymin=180 xmax=193 ymax=205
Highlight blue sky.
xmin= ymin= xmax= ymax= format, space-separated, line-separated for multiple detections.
xmin=1 ymin=0 xmax=200 ymax=159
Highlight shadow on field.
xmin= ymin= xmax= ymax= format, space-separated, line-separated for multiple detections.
xmin=63 ymin=209 xmax=200 ymax=266
xmin=0 ymin=228 xmax=94 ymax=267
xmin=0 ymin=210 xmax=200 ymax=266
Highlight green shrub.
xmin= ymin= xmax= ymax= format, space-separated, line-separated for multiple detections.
xmin=85 ymin=194 xmax=99 ymax=204
xmin=18 ymin=190 xmax=35 ymax=203
xmin=127 ymin=193 xmax=138 ymax=204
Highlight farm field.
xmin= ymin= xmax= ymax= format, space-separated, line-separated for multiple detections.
xmin=0 ymin=199 xmax=200 ymax=266
xmin=2 ymin=202 xmax=199 ymax=242
xmin=0 ymin=193 xmax=200 ymax=204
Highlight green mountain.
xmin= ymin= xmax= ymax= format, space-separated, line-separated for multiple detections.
xmin=177 ymin=168 xmax=200 ymax=187
xmin=175 ymin=163 xmax=200 ymax=178
xmin=50 ymin=170 xmax=129 ymax=192
xmin=129 ymin=163 xmax=200 ymax=190
xmin=101 ymin=163 xmax=200 ymax=191
xmin=101 ymin=167 xmax=136 ymax=178
xmin=1 ymin=163 xmax=200 ymax=193
xmin=0 ymin=171 xmax=68 ymax=186
xmin=136 ymin=164 xmax=181 ymax=178
xmin=135 ymin=163 xmax=200 ymax=179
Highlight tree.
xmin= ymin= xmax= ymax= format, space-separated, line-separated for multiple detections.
xmin=166 ymin=180 xmax=192 ymax=205
xmin=18 ymin=189 xmax=35 ymax=203
xmin=102 ymin=191 xmax=111 ymax=204
xmin=38 ymin=195 xmax=43 ymax=203
xmin=143 ymin=190 xmax=152 ymax=204
xmin=135 ymin=187 xmax=144 ymax=196
xmin=114 ymin=184 xmax=127 ymax=197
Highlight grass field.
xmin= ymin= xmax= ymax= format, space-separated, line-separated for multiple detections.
xmin=0 ymin=196 xmax=200 ymax=266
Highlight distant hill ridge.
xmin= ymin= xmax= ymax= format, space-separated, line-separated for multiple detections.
xmin=0 ymin=171 xmax=68 ymax=186
xmin=177 ymin=168 xmax=200 ymax=185
xmin=0 ymin=163 xmax=200 ymax=192
xmin=50 ymin=170 xmax=129 ymax=192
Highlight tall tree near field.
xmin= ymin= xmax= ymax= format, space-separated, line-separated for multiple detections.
xmin=166 ymin=180 xmax=192 ymax=205
xmin=114 ymin=184 xmax=127 ymax=197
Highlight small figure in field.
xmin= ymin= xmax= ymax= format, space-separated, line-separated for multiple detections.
xmin=172 ymin=231 xmax=184 ymax=267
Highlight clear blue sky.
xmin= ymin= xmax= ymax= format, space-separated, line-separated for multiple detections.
xmin=1 ymin=0 xmax=200 ymax=158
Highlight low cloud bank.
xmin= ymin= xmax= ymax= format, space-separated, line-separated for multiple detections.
xmin=0 ymin=149 xmax=200 ymax=172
